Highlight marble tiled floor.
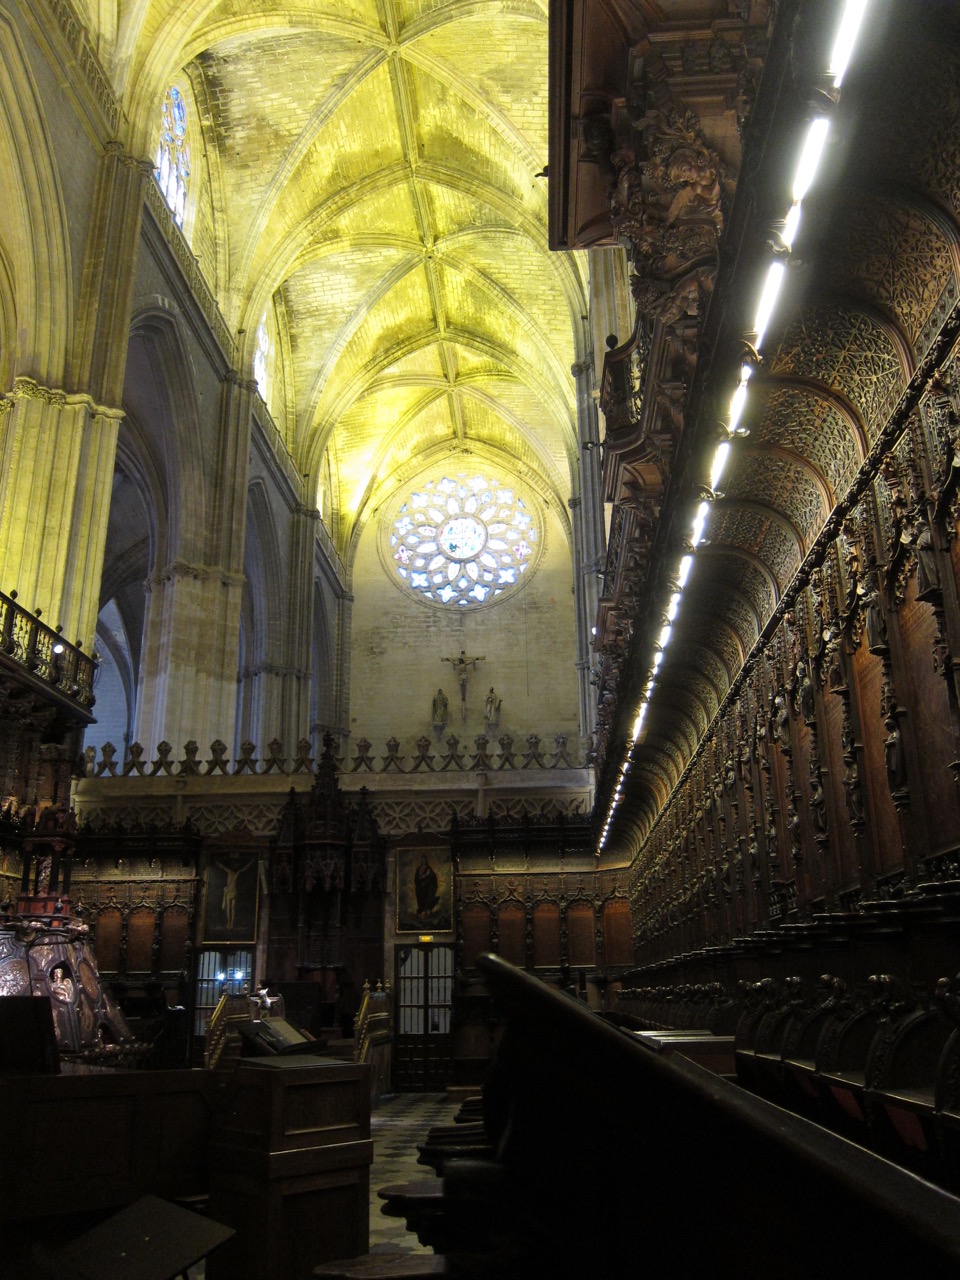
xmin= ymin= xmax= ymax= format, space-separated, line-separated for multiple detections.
xmin=367 ymin=1091 xmax=461 ymax=1257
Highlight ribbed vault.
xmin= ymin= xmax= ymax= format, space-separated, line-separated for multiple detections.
xmin=121 ymin=0 xmax=586 ymax=561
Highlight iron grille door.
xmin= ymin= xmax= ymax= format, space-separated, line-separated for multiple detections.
xmin=394 ymin=943 xmax=453 ymax=1090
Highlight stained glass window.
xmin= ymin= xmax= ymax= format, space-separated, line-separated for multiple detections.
xmin=155 ymin=86 xmax=190 ymax=227
xmin=254 ymin=314 xmax=270 ymax=400
xmin=384 ymin=473 xmax=541 ymax=608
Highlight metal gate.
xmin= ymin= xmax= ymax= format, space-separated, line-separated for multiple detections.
xmin=394 ymin=943 xmax=454 ymax=1090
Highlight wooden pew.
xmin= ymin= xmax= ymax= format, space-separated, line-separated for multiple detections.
xmin=434 ymin=954 xmax=960 ymax=1279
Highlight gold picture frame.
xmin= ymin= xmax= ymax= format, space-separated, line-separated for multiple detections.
xmin=396 ymin=845 xmax=453 ymax=933
xmin=201 ymin=850 xmax=260 ymax=944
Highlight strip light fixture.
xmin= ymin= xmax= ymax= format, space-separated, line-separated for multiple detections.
xmin=598 ymin=0 xmax=871 ymax=852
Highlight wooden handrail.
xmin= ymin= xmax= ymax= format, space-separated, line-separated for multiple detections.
xmin=469 ymin=954 xmax=960 ymax=1277
xmin=204 ymin=992 xmax=230 ymax=1069
xmin=353 ymin=978 xmax=392 ymax=1064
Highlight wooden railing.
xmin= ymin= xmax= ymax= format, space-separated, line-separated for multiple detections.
xmin=204 ymin=993 xmax=229 ymax=1069
xmin=353 ymin=978 xmax=392 ymax=1102
xmin=203 ymin=992 xmax=251 ymax=1070
xmin=0 ymin=589 xmax=95 ymax=708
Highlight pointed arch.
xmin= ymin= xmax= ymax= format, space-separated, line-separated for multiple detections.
xmin=0 ymin=12 xmax=71 ymax=383
xmin=126 ymin=298 xmax=207 ymax=565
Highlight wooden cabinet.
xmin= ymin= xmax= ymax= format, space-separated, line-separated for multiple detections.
xmin=207 ymin=1056 xmax=372 ymax=1280
xmin=0 ymin=1064 xmax=213 ymax=1222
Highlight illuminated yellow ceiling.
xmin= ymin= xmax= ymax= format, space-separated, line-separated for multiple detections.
xmin=116 ymin=0 xmax=589 ymax=557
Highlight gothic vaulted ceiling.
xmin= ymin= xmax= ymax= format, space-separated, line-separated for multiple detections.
xmin=115 ymin=0 xmax=589 ymax=557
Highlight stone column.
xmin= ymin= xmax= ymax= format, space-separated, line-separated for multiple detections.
xmin=280 ymin=504 xmax=321 ymax=748
xmin=135 ymin=559 xmax=246 ymax=754
xmin=133 ymin=371 xmax=253 ymax=754
xmin=0 ymin=382 xmax=122 ymax=646
xmin=571 ymin=350 xmax=605 ymax=737
xmin=0 ymin=139 xmax=149 ymax=650
xmin=73 ymin=142 xmax=154 ymax=406
xmin=335 ymin=589 xmax=354 ymax=748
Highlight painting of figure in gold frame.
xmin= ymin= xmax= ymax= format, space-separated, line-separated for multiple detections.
xmin=397 ymin=846 xmax=453 ymax=933
xmin=202 ymin=851 xmax=259 ymax=944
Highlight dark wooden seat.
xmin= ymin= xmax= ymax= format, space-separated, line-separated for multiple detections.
xmin=452 ymin=1096 xmax=483 ymax=1123
xmin=415 ymin=1116 xmax=496 ymax=1173
xmin=864 ymin=1001 xmax=952 ymax=1180
xmin=430 ymin=955 xmax=960 ymax=1279
xmin=376 ymin=1180 xmax=447 ymax=1252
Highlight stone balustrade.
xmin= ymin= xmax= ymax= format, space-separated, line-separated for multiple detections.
xmin=81 ymin=732 xmax=591 ymax=779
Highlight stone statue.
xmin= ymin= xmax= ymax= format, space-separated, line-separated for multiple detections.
xmin=484 ymin=687 xmax=502 ymax=725
xmin=432 ymin=687 xmax=449 ymax=726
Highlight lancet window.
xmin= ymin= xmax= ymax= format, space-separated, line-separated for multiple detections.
xmin=155 ymin=85 xmax=190 ymax=227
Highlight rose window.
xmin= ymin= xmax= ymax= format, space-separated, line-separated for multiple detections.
xmin=385 ymin=473 xmax=541 ymax=607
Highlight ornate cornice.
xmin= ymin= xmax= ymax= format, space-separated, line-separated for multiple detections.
xmin=2 ymin=378 xmax=123 ymax=420
xmin=239 ymin=663 xmax=311 ymax=681
xmin=145 ymin=561 xmax=246 ymax=590
xmin=224 ymin=369 xmax=259 ymax=393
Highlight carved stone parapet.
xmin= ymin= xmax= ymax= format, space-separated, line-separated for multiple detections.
xmin=81 ymin=733 xmax=591 ymax=779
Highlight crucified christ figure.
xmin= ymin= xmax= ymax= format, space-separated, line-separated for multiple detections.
xmin=442 ymin=649 xmax=485 ymax=714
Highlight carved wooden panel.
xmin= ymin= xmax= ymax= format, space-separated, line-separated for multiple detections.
xmin=825 ymin=196 xmax=955 ymax=352
xmin=821 ymin=690 xmax=858 ymax=894
xmin=567 ymin=903 xmax=597 ymax=967
xmin=853 ymin=648 xmax=902 ymax=876
xmin=498 ymin=904 xmax=525 ymax=967
xmin=533 ymin=902 xmax=561 ymax=968
xmin=93 ymin=907 xmax=122 ymax=972
xmin=462 ymin=904 xmax=493 ymax=968
xmin=159 ymin=906 xmax=190 ymax=973
xmin=602 ymin=900 xmax=633 ymax=966
xmin=725 ymin=453 xmax=827 ymax=550
xmin=126 ymin=906 xmax=156 ymax=973
xmin=859 ymin=41 xmax=960 ymax=225
xmin=898 ymin=586 xmax=960 ymax=852
xmin=754 ymin=385 xmax=862 ymax=501
xmin=769 ymin=307 xmax=905 ymax=444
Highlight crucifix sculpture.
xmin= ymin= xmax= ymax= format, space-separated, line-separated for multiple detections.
xmin=442 ymin=649 xmax=485 ymax=718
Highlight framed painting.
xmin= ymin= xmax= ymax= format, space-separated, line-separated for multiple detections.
xmin=201 ymin=850 xmax=260 ymax=944
xmin=397 ymin=846 xmax=453 ymax=933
